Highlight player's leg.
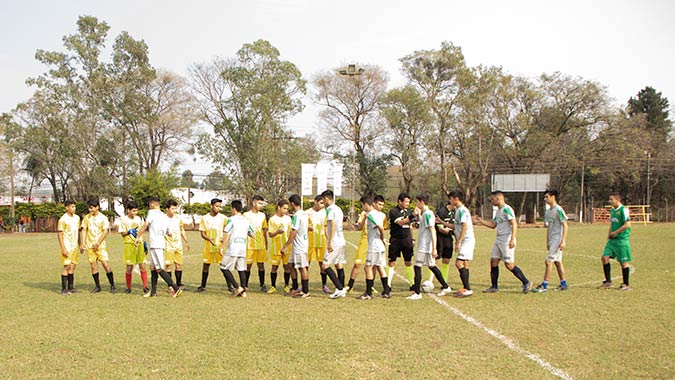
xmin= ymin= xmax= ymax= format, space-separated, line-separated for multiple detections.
xmin=98 ymin=248 xmax=116 ymax=293
xmin=269 ymin=262 xmax=279 ymax=293
xmin=174 ymin=262 xmax=183 ymax=289
xmin=197 ymin=263 xmax=211 ymax=292
xmin=430 ymin=260 xmax=450 ymax=295
xmin=67 ymin=262 xmax=77 ymax=293
xmin=146 ymin=264 xmax=158 ymax=297
xmin=88 ymin=252 xmax=102 ymax=293
xmin=61 ymin=264 xmax=69 ymax=295
xmin=598 ymin=249 xmax=613 ymax=289
xmin=454 ymin=259 xmax=473 ymax=297
xmin=347 ymin=264 xmax=361 ymax=292
xmin=323 ymin=252 xmax=345 ymax=297
xmin=138 ymin=262 xmax=149 ymax=294
xmin=125 ymin=264 xmax=134 ymax=293
xmin=360 ymin=264 xmax=374 ymax=299
xmin=485 ymin=242 xmax=502 ymax=293
xmin=554 ymin=261 xmax=568 ymax=290
xmin=282 ymin=262 xmax=292 ymax=291
xmin=406 ymin=263 xmax=423 ymax=299
xmin=617 ymin=242 xmax=632 ymax=290
xmin=504 ymin=259 xmax=531 ymax=293
xmin=299 ymin=267 xmax=310 ymax=297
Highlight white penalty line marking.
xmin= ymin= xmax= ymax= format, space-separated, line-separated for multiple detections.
xmin=345 ymin=240 xmax=574 ymax=380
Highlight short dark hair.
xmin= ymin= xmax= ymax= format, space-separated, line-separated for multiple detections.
xmin=148 ymin=196 xmax=160 ymax=204
xmin=314 ymin=194 xmax=323 ymax=202
xmin=87 ymin=198 xmax=100 ymax=207
xmin=609 ymin=193 xmax=622 ymax=201
xmin=321 ymin=190 xmax=334 ymax=200
xmin=360 ymin=195 xmax=373 ymax=205
xmin=374 ymin=194 xmax=385 ymax=203
xmin=491 ymin=190 xmax=504 ymax=197
xmin=252 ymin=195 xmax=265 ymax=202
xmin=544 ymin=189 xmax=558 ymax=200
xmin=210 ymin=198 xmax=222 ymax=205
xmin=398 ymin=192 xmax=410 ymax=202
xmin=289 ymin=194 xmax=302 ymax=206
xmin=415 ymin=194 xmax=429 ymax=204
xmin=64 ymin=199 xmax=76 ymax=207
xmin=125 ymin=200 xmax=138 ymax=210
xmin=448 ymin=190 xmax=465 ymax=204
xmin=277 ymin=199 xmax=290 ymax=208
xmin=165 ymin=199 xmax=178 ymax=208
xmin=231 ymin=199 xmax=243 ymax=212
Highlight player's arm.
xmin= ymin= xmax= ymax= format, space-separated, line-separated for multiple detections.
xmin=509 ymin=219 xmax=517 ymax=248
xmin=456 ymin=222 xmax=466 ymax=253
xmin=326 ymin=218 xmax=336 ymax=252
xmin=281 ymin=229 xmax=297 ymax=254
xmin=559 ymin=220 xmax=568 ymax=250
xmin=610 ymin=220 xmax=631 ymax=238
xmin=135 ymin=221 xmax=150 ymax=245
xmin=474 ymin=215 xmax=496 ymax=229
xmin=355 ymin=211 xmax=367 ymax=230
xmin=430 ymin=221 xmax=438 ymax=259
xmin=57 ymin=230 xmax=69 ymax=257
xmin=181 ymin=226 xmax=190 ymax=251
xmin=219 ymin=231 xmax=230 ymax=255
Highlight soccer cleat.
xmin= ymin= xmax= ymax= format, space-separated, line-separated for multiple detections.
xmin=144 ymin=290 xmax=157 ymax=298
xmin=358 ymin=293 xmax=372 ymax=300
xmin=522 ymin=281 xmax=532 ymax=294
xmin=406 ymin=293 xmax=422 ymax=300
xmin=618 ymin=283 xmax=631 ymax=291
xmin=454 ymin=288 xmax=474 ymax=298
xmin=60 ymin=289 xmax=70 ymax=296
xmin=195 ymin=286 xmax=207 ymax=293
xmin=143 ymin=287 xmax=150 ymax=295
xmin=171 ymin=287 xmax=183 ymax=298
xmin=436 ymin=287 xmax=454 ymax=297
xmin=409 ymin=285 xmax=415 ymax=291
xmin=299 ymin=292 xmax=311 ymax=299
xmin=322 ymin=286 xmax=331 ymax=294
xmin=260 ymin=285 xmax=269 ymax=293
xmin=123 ymin=288 xmax=132 ymax=294
xmin=110 ymin=286 xmax=117 ymax=294
xmin=283 ymin=285 xmax=290 ymax=293
xmin=240 ymin=291 xmax=247 ymax=298
xmin=556 ymin=284 xmax=569 ymax=291
xmin=178 ymin=284 xmax=186 ymax=291
xmin=483 ymin=286 xmax=499 ymax=293
xmin=381 ymin=292 xmax=391 ymax=299
xmin=90 ymin=287 xmax=101 ymax=294
xmin=68 ymin=288 xmax=78 ymax=294
xmin=532 ymin=284 xmax=547 ymax=293
xmin=329 ymin=288 xmax=346 ymax=299
xmin=232 ymin=287 xmax=245 ymax=297
xmin=597 ymin=281 xmax=613 ymax=289
xmin=345 ymin=286 xmax=353 ymax=293
xmin=289 ymin=289 xmax=302 ymax=297
xmin=266 ymin=286 xmax=277 ymax=294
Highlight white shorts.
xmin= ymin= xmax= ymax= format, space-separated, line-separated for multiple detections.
xmin=148 ymin=248 xmax=165 ymax=270
xmin=220 ymin=256 xmax=246 ymax=272
xmin=414 ymin=251 xmax=436 ymax=268
xmin=293 ymin=250 xmax=309 ymax=269
xmin=365 ymin=251 xmax=386 ymax=267
xmin=456 ymin=239 xmax=475 ymax=261
xmin=546 ymin=243 xmax=563 ymax=262
xmin=490 ymin=241 xmax=515 ymax=263
xmin=323 ymin=245 xmax=347 ymax=266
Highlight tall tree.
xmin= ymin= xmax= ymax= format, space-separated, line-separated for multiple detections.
xmin=190 ymin=40 xmax=306 ymax=201
xmin=312 ymin=64 xmax=389 ymax=196
xmin=627 ymin=86 xmax=672 ymax=146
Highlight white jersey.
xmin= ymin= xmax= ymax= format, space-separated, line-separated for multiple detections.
xmin=545 ymin=204 xmax=567 ymax=244
xmin=453 ymin=205 xmax=475 ymax=241
xmin=224 ymin=214 xmax=252 ymax=258
xmin=417 ymin=207 xmax=435 ymax=253
xmin=366 ymin=210 xmax=386 ymax=253
xmin=146 ymin=209 xmax=169 ymax=249
xmin=325 ymin=203 xmax=345 ymax=248
xmin=290 ymin=209 xmax=309 ymax=255
xmin=493 ymin=204 xmax=516 ymax=242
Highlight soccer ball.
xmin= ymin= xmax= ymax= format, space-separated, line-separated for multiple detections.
xmin=421 ymin=280 xmax=435 ymax=293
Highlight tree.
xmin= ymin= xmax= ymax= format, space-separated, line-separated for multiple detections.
xmin=627 ymin=86 xmax=672 ymax=146
xmin=128 ymin=169 xmax=179 ymax=209
xmin=380 ymin=85 xmax=431 ymax=193
xmin=312 ymin=64 xmax=389 ymax=196
xmin=180 ymin=170 xmax=199 ymax=188
xmin=190 ymin=40 xmax=306 ymax=201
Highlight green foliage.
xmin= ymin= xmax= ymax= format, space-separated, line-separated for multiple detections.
xmin=628 ymin=86 xmax=672 ymax=144
xmin=128 ymin=169 xmax=179 ymax=209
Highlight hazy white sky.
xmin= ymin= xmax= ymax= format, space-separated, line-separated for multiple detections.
xmin=2 ymin=0 xmax=674 ymax=174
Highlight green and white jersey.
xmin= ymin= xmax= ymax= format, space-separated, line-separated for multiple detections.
xmin=366 ymin=210 xmax=386 ymax=253
xmin=453 ymin=205 xmax=475 ymax=242
xmin=224 ymin=214 xmax=253 ymax=258
xmin=290 ymin=209 xmax=309 ymax=255
xmin=417 ymin=207 xmax=435 ymax=253
xmin=326 ymin=204 xmax=345 ymax=248
xmin=545 ymin=204 xmax=567 ymax=244
xmin=610 ymin=205 xmax=630 ymax=240
xmin=493 ymin=204 xmax=516 ymax=242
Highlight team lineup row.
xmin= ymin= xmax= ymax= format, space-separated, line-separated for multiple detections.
xmin=56 ymin=189 xmax=634 ymax=298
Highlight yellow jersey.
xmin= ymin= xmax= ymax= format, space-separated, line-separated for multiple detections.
xmin=118 ymin=215 xmax=143 ymax=244
xmin=165 ymin=214 xmax=184 ymax=252
xmin=81 ymin=213 xmax=109 ymax=250
xmin=199 ymin=212 xmax=228 ymax=254
xmin=57 ymin=213 xmax=80 ymax=252
xmin=268 ymin=214 xmax=291 ymax=254
xmin=244 ymin=211 xmax=267 ymax=250
xmin=307 ymin=207 xmax=326 ymax=248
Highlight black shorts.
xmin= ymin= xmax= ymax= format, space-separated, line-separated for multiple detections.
xmin=388 ymin=236 xmax=414 ymax=262
xmin=437 ymin=237 xmax=454 ymax=260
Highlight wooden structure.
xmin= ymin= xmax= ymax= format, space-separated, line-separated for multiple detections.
xmin=592 ymin=205 xmax=652 ymax=226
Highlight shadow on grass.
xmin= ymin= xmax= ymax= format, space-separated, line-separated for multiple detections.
xmin=23 ymin=281 xmax=61 ymax=294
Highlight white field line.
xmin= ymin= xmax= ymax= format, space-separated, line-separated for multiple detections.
xmin=346 ymin=240 xmax=574 ymax=380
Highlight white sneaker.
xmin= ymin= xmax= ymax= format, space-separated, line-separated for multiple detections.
xmin=406 ymin=293 xmax=423 ymax=300
xmin=436 ymin=287 xmax=453 ymax=297
xmin=329 ymin=288 xmax=346 ymax=299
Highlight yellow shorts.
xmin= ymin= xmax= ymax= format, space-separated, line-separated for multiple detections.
xmin=61 ymin=248 xmax=79 ymax=266
xmin=123 ymin=243 xmax=145 ymax=265
xmin=308 ymin=246 xmax=325 ymax=262
xmin=270 ymin=251 xmax=290 ymax=266
xmin=165 ymin=249 xmax=183 ymax=265
xmin=354 ymin=240 xmax=367 ymax=265
xmin=246 ymin=249 xmax=267 ymax=264
xmin=202 ymin=249 xmax=222 ymax=264
xmin=86 ymin=248 xmax=109 ymax=263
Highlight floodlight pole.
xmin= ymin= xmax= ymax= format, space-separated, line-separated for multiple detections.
xmin=338 ymin=64 xmax=364 ymax=225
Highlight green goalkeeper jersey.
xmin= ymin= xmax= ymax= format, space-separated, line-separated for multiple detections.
xmin=610 ymin=205 xmax=630 ymax=240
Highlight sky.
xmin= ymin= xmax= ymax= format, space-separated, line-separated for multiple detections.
xmin=1 ymin=0 xmax=674 ymax=177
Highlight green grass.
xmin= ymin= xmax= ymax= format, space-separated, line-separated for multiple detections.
xmin=1 ymin=223 xmax=674 ymax=379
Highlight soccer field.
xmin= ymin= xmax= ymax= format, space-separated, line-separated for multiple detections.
xmin=1 ymin=223 xmax=674 ymax=379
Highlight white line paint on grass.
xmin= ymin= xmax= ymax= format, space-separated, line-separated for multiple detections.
xmin=345 ymin=240 xmax=574 ymax=380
